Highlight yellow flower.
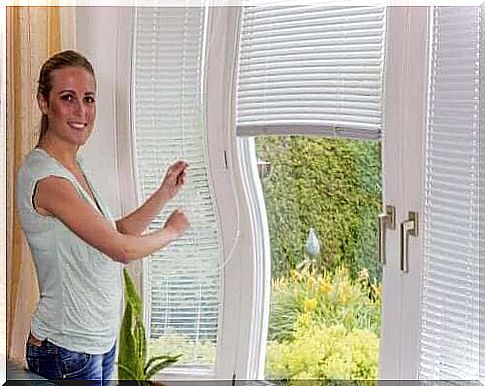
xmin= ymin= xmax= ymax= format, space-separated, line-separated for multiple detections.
xmin=298 ymin=313 xmax=311 ymax=328
xmin=303 ymin=298 xmax=318 ymax=312
xmin=338 ymin=282 xmax=352 ymax=305
xmin=319 ymin=281 xmax=332 ymax=295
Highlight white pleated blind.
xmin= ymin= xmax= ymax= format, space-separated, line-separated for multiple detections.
xmin=236 ymin=6 xmax=386 ymax=139
xmin=419 ymin=7 xmax=480 ymax=378
xmin=133 ymin=7 xmax=223 ymax=370
xmin=480 ymin=3 xmax=485 ymax=381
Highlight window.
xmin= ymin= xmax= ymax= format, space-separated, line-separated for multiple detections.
xmin=76 ymin=4 xmax=484 ymax=380
xmin=132 ymin=7 xmax=223 ymax=372
xmin=235 ymin=5 xmax=387 ymax=380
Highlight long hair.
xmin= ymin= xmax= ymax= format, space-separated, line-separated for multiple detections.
xmin=36 ymin=50 xmax=96 ymax=145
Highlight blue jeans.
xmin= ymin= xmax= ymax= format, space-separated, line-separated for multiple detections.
xmin=25 ymin=332 xmax=117 ymax=385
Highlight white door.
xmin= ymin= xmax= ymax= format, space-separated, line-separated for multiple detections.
xmin=381 ymin=5 xmax=482 ymax=379
xmin=379 ymin=7 xmax=429 ymax=378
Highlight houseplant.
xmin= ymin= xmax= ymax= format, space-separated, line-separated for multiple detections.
xmin=117 ymin=268 xmax=182 ymax=385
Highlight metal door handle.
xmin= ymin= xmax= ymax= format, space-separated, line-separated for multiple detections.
xmin=378 ymin=205 xmax=396 ymax=264
xmin=400 ymin=211 xmax=418 ymax=272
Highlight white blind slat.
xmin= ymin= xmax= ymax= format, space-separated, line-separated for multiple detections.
xmin=419 ymin=6 xmax=481 ymax=379
xmin=236 ymin=6 xmax=386 ymax=139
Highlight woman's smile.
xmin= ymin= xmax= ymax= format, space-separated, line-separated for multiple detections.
xmin=68 ymin=121 xmax=88 ymax=130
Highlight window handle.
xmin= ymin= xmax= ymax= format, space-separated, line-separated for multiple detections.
xmin=400 ymin=211 xmax=418 ymax=273
xmin=378 ymin=205 xmax=396 ymax=265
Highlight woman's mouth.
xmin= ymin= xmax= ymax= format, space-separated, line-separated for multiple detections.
xmin=69 ymin=122 xmax=87 ymax=130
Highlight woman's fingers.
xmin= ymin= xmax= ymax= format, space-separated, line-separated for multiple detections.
xmin=170 ymin=160 xmax=188 ymax=174
xmin=172 ymin=161 xmax=188 ymax=185
xmin=161 ymin=161 xmax=189 ymax=199
xmin=177 ymin=170 xmax=187 ymax=184
xmin=164 ymin=208 xmax=190 ymax=238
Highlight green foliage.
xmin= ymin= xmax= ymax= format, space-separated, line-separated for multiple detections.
xmin=266 ymin=269 xmax=381 ymax=381
xmin=268 ymin=268 xmax=381 ymax=343
xmin=118 ymin=268 xmax=181 ymax=383
xmin=148 ymin=333 xmax=216 ymax=367
xmin=265 ymin=324 xmax=379 ymax=381
xmin=255 ymin=136 xmax=382 ymax=281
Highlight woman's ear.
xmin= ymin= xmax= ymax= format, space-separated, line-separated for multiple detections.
xmin=37 ymin=94 xmax=49 ymax=115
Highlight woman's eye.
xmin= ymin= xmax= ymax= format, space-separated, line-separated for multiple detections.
xmin=60 ymin=94 xmax=74 ymax=102
xmin=85 ymin=96 xmax=96 ymax=104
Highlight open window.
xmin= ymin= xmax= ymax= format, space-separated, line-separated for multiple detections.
xmin=234 ymin=5 xmax=387 ymax=380
xmin=74 ymin=4 xmax=484 ymax=382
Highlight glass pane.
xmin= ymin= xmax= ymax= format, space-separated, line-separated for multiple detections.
xmin=256 ymin=135 xmax=382 ymax=380
xmin=133 ymin=7 xmax=221 ymax=371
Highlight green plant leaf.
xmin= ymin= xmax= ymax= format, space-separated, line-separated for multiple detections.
xmin=134 ymin=316 xmax=147 ymax=377
xmin=119 ymin=269 xmax=144 ymax=380
xmin=144 ymin=354 xmax=182 ymax=375
xmin=123 ymin=268 xmax=142 ymax=316
xmin=119 ymin=268 xmax=179 ymax=381
xmin=145 ymin=355 xmax=182 ymax=379
xmin=117 ymin=363 xmax=144 ymax=381
xmin=118 ymin=303 xmax=139 ymax=380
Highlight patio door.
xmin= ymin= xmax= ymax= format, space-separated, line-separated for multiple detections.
xmin=379 ymin=7 xmax=429 ymax=378
xmin=231 ymin=5 xmax=430 ymax=380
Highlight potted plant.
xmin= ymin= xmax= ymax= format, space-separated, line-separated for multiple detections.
xmin=117 ymin=268 xmax=181 ymax=385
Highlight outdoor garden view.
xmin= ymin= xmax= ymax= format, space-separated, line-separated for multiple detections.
xmin=256 ymin=136 xmax=383 ymax=380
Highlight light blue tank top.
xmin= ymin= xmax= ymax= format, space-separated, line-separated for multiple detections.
xmin=16 ymin=148 xmax=123 ymax=354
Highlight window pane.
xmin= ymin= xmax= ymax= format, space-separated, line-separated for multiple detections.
xmin=256 ymin=135 xmax=382 ymax=380
xmin=133 ymin=7 xmax=222 ymax=370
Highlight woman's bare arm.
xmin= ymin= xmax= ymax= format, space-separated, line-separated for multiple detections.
xmin=34 ymin=176 xmax=189 ymax=264
xmin=116 ymin=160 xmax=188 ymax=235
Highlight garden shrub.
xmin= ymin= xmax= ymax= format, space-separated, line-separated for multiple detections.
xmin=255 ymin=136 xmax=382 ymax=281
xmin=268 ymin=268 xmax=382 ymax=343
xmin=265 ymin=323 xmax=379 ymax=381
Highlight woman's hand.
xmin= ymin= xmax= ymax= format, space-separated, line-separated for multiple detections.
xmin=159 ymin=160 xmax=189 ymax=201
xmin=163 ymin=209 xmax=190 ymax=239
xmin=116 ymin=160 xmax=188 ymax=236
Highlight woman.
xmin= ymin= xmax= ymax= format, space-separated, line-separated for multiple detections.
xmin=15 ymin=50 xmax=190 ymax=383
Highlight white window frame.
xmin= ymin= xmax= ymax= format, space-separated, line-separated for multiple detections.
xmin=77 ymin=6 xmax=269 ymax=381
xmin=233 ymin=5 xmax=430 ymax=380
xmin=204 ymin=7 xmax=270 ymax=380
xmin=379 ymin=6 xmax=429 ymax=378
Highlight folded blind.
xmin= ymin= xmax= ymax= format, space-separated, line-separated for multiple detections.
xmin=419 ymin=7 xmax=480 ymax=378
xmin=133 ymin=7 xmax=222 ymax=370
xmin=236 ymin=6 xmax=386 ymax=140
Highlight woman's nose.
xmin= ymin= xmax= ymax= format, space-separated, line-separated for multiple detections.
xmin=73 ymin=100 xmax=86 ymax=116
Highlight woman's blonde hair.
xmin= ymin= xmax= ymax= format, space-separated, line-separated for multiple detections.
xmin=37 ymin=50 xmax=96 ymax=145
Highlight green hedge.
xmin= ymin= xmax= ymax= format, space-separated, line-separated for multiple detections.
xmin=255 ymin=136 xmax=382 ymax=281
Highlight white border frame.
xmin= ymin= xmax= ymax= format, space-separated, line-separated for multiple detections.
xmin=379 ymin=6 xmax=429 ymax=378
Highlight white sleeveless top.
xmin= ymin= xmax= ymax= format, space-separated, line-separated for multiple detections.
xmin=16 ymin=148 xmax=123 ymax=354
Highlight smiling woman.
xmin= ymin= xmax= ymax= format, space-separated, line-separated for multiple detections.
xmin=36 ymin=51 xmax=96 ymax=149
xmin=37 ymin=67 xmax=96 ymax=148
xmin=14 ymin=50 xmax=191 ymax=384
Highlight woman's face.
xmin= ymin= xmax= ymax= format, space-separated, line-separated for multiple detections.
xmin=38 ymin=66 xmax=96 ymax=147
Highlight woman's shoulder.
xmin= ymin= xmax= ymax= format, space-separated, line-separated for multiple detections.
xmin=18 ymin=148 xmax=69 ymax=182
xmin=22 ymin=147 xmax=50 ymax=165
